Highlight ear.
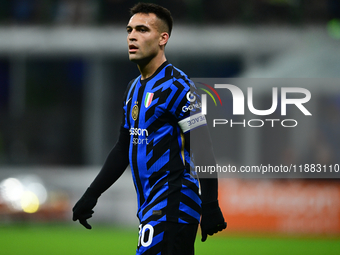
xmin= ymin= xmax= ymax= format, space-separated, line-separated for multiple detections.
xmin=159 ymin=32 xmax=169 ymax=47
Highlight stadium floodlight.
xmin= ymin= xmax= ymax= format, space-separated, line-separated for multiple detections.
xmin=0 ymin=175 xmax=47 ymax=214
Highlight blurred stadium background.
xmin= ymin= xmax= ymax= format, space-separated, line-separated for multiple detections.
xmin=1 ymin=0 xmax=340 ymax=254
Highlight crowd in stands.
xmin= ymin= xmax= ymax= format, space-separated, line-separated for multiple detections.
xmin=0 ymin=0 xmax=339 ymax=26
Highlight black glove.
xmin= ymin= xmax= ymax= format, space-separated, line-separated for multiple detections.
xmin=72 ymin=187 xmax=100 ymax=229
xmin=200 ymin=200 xmax=227 ymax=242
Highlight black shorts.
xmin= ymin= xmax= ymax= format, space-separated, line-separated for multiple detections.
xmin=136 ymin=221 xmax=198 ymax=255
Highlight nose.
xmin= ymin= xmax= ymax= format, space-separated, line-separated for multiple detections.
xmin=128 ymin=29 xmax=137 ymax=41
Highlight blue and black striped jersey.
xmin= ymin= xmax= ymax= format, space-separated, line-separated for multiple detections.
xmin=122 ymin=61 xmax=206 ymax=224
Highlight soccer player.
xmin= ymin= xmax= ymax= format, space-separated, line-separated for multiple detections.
xmin=72 ymin=3 xmax=226 ymax=254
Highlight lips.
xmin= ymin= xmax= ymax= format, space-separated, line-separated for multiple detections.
xmin=129 ymin=44 xmax=138 ymax=53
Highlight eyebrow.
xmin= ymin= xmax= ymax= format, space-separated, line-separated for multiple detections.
xmin=126 ymin=25 xmax=150 ymax=30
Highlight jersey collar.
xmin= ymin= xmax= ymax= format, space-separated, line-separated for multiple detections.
xmin=140 ymin=61 xmax=170 ymax=85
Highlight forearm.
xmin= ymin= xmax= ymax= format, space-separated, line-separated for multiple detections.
xmin=89 ymin=127 xmax=130 ymax=196
xmin=185 ymin=125 xmax=218 ymax=203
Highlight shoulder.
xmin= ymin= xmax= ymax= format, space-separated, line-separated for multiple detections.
xmin=167 ymin=64 xmax=193 ymax=92
xmin=167 ymin=64 xmax=190 ymax=82
xmin=123 ymin=76 xmax=140 ymax=96
xmin=122 ymin=76 xmax=140 ymax=107
xmin=127 ymin=76 xmax=140 ymax=89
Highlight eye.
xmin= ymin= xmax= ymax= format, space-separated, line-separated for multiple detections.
xmin=139 ymin=27 xmax=147 ymax=33
xmin=126 ymin=28 xmax=132 ymax=34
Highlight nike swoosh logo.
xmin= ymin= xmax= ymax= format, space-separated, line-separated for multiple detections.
xmin=126 ymin=98 xmax=132 ymax=105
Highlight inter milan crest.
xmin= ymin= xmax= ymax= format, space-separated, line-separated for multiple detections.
xmin=132 ymin=101 xmax=139 ymax=120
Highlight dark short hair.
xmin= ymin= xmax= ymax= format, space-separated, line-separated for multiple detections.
xmin=130 ymin=2 xmax=173 ymax=37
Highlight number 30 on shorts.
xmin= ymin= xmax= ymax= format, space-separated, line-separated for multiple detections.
xmin=138 ymin=224 xmax=154 ymax=247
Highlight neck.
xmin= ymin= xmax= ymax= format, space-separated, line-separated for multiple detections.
xmin=138 ymin=54 xmax=167 ymax=80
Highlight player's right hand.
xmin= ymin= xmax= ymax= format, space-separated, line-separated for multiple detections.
xmin=72 ymin=187 xmax=99 ymax=229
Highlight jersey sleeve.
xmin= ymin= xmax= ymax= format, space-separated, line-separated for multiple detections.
xmin=88 ymin=82 xmax=133 ymax=195
xmin=166 ymin=78 xmax=207 ymax=134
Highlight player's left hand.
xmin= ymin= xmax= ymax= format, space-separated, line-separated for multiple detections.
xmin=200 ymin=200 xmax=227 ymax=242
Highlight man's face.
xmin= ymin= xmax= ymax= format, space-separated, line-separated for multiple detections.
xmin=126 ymin=13 xmax=163 ymax=64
